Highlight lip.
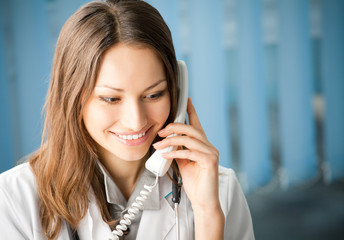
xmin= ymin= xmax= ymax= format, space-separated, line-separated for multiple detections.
xmin=109 ymin=127 xmax=152 ymax=146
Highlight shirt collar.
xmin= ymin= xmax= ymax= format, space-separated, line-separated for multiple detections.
xmin=97 ymin=162 xmax=160 ymax=210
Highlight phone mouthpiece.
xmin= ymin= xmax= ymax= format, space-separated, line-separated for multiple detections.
xmin=145 ymin=146 xmax=174 ymax=177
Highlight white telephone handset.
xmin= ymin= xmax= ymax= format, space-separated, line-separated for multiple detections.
xmin=110 ymin=61 xmax=188 ymax=240
xmin=145 ymin=60 xmax=189 ymax=176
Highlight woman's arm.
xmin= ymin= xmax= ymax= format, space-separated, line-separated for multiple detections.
xmin=153 ymin=98 xmax=225 ymax=239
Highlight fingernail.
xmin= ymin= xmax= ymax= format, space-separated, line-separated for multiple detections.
xmin=158 ymin=129 xmax=165 ymax=135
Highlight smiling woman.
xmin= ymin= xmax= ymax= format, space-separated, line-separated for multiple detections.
xmin=0 ymin=0 xmax=254 ymax=240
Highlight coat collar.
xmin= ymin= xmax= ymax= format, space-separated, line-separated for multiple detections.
xmin=98 ymin=162 xmax=160 ymax=210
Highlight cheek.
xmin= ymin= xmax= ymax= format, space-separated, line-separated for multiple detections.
xmin=83 ymin=101 xmax=116 ymax=132
xmin=150 ymin=98 xmax=171 ymax=125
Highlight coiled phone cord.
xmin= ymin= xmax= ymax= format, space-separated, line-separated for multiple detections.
xmin=109 ymin=175 xmax=159 ymax=240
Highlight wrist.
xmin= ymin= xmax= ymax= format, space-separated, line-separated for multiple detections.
xmin=193 ymin=205 xmax=225 ymax=224
xmin=192 ymin=200 xmax=223 ymax=215
xmin=193 ymin=205 xmax=225 ymax=240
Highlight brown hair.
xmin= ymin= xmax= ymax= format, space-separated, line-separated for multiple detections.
xmin=29 ymin=0 xmax=178 ymax=238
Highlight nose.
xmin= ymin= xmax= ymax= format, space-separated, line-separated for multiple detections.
xmin=121 ymin=99 xmax=147 ymax=131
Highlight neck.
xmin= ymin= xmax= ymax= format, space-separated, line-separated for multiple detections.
xmin=99 ymin=149 xmax=150 ymax=200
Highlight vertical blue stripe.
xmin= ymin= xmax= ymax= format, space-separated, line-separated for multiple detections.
xmin=46 ymin=0 xmax=89 ymax=56
xmin=188 ymin=0 xmax=232 ymax=167
xmin=10 ymin=0 xmax=51 ymax=159
xmin=321 ymin=0 xmax=344 ymax=181
xmin=237 ymin=0 xmax=271 ymax=190
xmin=0 ymin=4 xmax=14 ymax=172
xmin=277 ymin=0 xmax=317 ymax=186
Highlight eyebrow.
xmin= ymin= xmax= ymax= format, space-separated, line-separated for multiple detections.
xmin=96 ymin=79 xmax=167 ymax=92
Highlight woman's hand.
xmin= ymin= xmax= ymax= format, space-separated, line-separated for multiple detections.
xmin=153 ymin=98 xmax=224 ymax=240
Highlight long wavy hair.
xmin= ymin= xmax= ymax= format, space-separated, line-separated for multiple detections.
xmin=29 ymin=0 xmax=178 ymax=238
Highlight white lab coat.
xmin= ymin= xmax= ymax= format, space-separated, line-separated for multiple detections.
xmin=0 ymin=163 xmax=254 ymax=240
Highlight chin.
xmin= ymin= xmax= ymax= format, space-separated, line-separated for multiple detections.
xmin=119 ymin=152 xmax=150 ymax=162
xmin=96 ymin=142 xmax=151 ymax=163
xmin=111 ymin=145 xmax=151 ymax=162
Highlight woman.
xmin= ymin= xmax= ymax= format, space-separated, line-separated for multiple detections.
xmin=0 ymin=0 xmax=254 ymax=239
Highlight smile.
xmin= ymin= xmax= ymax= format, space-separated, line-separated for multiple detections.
xmin=116 ymin=131 xmax=146 ymax=140
xmin=109 ymin=128 xmax=151 ymax=146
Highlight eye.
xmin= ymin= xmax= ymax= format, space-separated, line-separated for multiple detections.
xmin=145 ymin=91 xmax=165 ymax=100
xmin=100 ymin=97 xmax=120 ymax=104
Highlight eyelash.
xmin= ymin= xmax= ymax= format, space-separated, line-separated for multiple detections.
xmin=100 ymin=97 xmax=120 ymax=104
xmin=100 ymin=91 xmax=165 ymax=104
xmin=145 ymin=91 xmax=165 ymax=100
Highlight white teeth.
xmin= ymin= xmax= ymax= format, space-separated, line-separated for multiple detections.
xmin=117 ymin=131 xmax=146 ymax=140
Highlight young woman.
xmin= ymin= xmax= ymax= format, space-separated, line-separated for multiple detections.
xmin=0 ymin=1 xmax=254 ymax=239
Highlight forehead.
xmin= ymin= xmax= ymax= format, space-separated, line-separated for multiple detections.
xmin=95 ymin=44 xmax=166 ymax=90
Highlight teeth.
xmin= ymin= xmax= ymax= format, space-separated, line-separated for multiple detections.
xmin=117 ymin=131 xmax=146 ymax=140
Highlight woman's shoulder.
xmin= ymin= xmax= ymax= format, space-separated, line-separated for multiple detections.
xmin=0 ymin=162 xmax=36 ymax=186
xmin=218 ymin=165 xmax=236 ymax=176
xmin=217 ymin=165 xmax=246 ymax=212
xmin=218 ymin=168 xmax=255 ymax=239
xmin=218 ymin=165 xmax=237 ymax=188
xmin=0 ymin=162 xmax=38 ymax=201
xmin=0 ymin=163 xmax=44 ymax=239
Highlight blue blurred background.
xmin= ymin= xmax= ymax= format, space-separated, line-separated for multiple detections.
xmin=1 ymin=0 xmax=343 ymax=239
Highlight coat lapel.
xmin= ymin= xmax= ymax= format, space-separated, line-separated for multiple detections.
xmin=136 ymin=197 xmax=176 ymax=240
xmin=77 ymin=193 xmax=112 ymax=240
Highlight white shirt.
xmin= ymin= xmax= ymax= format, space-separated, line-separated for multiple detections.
xmin=0 ymin=162 xmax=255 ymax=239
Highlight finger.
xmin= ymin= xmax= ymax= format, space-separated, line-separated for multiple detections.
xmin=158 ymin=122 xmax=207 ymax=143
xmin=162 ymin=150 xmax=218 ymax=168
xmin=153 ymin=135 xmax=214 ymax=155
xmin=187 ymin=98 xmax=204 ymax=133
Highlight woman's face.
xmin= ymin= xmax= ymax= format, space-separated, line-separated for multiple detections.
xmin=83 ymin=44 xmax=171 ymax=162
